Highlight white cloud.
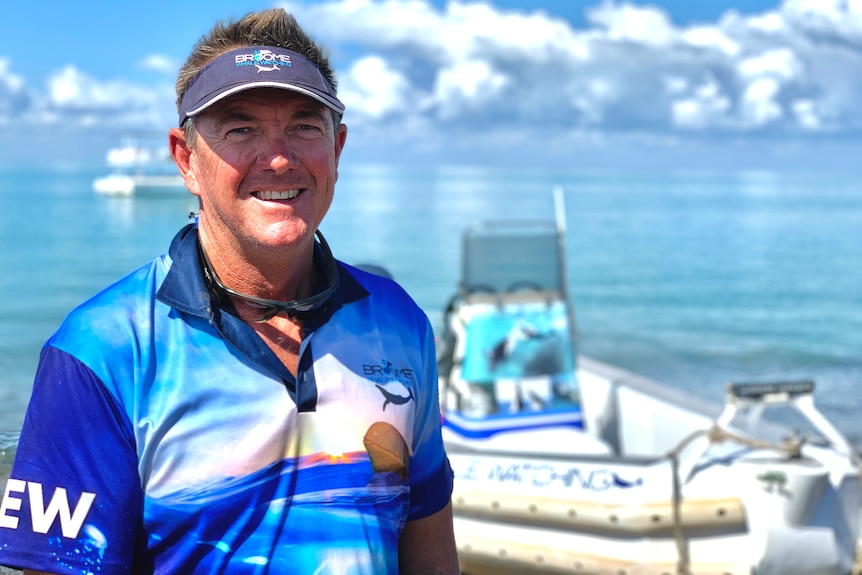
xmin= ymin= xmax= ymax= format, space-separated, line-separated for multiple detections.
xmin=283 ymin=0 xmax=587 ymax=62
xmin=340 ymin=55 xmax=414 ymax=119
xmin=671 ymin=78 xmax=732 ymax=130
xmin=741 ymin=76 xmax=784 ymax=127
xmin=746 ymin=12 xmax=785 ymax=34
xmin=779 ymin=0 xmax=862 ymax=51
xmin=682 ymin=26 xmax=741 ymax=57
xmin=6 ymin=0 xmax=862 ymax=168
xmin=737 ymin=49 xmax=801 ymax=80
xmin=278 ymin=0 xmax=862 ymax=141
xmin=585 ymin=1 xmax=677 ymax=46
xmin=0 ymin=58 xmax=25 ymax=92
xmin=570 ymin=78 xmax=617 ymax=126
xmin=139 ymin=54 xmax=179 ymax=75
xmin=792 ymin=98 xmax=821 ymax=130
xmin=433 ymin=59 xmax=510 ymax=119
xmin=30 ymin=65 xmax=175 ymax=131
xmin=45 ymin=66 xmax=170 ymax=121
xmin=48 ymin=66 xmax=116 ymax=109
xmin=0 ymin=58 xmax=31 ymax=122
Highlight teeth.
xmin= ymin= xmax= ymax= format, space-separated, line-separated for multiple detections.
xmin=256 ymin=190 xmax=300 ymax=200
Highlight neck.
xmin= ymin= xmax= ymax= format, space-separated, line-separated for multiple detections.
xmin=198 ymin=230 xmax=317 ymax=303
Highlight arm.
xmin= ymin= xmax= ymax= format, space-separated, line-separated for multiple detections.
xmin=0 ymin=346 xmax=141 ymax=572
xmin=398 ymin=501 xmax=460 ymax=575
xmin=24 ymin=571 xmax=56 ymax=575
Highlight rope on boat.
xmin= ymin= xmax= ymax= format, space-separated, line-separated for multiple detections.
xmin=664 ymin=424 xmax=804 ymax=575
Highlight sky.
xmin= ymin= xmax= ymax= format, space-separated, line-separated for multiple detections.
xmin=2 ymin=0 xmax=862 ymax=172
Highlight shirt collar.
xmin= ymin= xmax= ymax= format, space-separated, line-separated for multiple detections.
xmin=156 ymin=223 xmax=369 ymax=321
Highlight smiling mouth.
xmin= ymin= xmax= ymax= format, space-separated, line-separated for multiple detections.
xmin=252 ymin=190 xmax=302 ymax=201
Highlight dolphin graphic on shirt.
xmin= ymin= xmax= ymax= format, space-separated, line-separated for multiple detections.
xmin=375 ymin=382 xmax=415 ymax=411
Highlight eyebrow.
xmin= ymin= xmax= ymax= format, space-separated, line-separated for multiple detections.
xmin=292 ymin=107 xmax=327 ymax=120
xmin=216 ymin=110 xmax=255 ymax=124
xmin=210 ymin=103 xmax=328 ymax=129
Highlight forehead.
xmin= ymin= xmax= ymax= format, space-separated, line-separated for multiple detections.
xmin=202 ymin=88 xmax=329 ymax=120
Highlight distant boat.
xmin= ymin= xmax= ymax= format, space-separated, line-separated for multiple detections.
xmin=93 ymin=134 xmax=186 ymax=196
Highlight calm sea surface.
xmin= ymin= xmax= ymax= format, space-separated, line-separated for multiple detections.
xmin=0 ymin=164 xmax=860 ymax=458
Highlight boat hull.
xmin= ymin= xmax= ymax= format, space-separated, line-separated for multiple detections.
xmin=445 ymin=357 xmax=861 ymax=575
xmin=93 ymin=174 xmax=185 ymax=196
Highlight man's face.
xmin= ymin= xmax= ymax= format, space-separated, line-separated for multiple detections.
xmin=176 ymin=88 xmax=347 ymax=255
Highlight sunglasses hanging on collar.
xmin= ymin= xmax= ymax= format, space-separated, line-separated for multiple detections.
xmin=199 ymin=230 xmax=340 ymax=322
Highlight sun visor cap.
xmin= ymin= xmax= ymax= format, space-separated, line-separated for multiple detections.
xmin=178 ymin=46 xmax=345 ymax=126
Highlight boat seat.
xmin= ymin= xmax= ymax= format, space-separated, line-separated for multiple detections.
xmin=451 ymin=298 xmax=577 ymax=402
xmin=439 ymin=296 xmax=613 ymax=454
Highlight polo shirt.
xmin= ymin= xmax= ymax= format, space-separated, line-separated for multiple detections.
xmin=0 ymin=224 xmax=453 ymax=574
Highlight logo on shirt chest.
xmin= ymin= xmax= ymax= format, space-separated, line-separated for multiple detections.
xmin=362 ymin=359 xmax=416 ymax=412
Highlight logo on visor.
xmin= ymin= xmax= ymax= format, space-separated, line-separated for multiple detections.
xmin=234 ymin=49 xmax=293 ymax=73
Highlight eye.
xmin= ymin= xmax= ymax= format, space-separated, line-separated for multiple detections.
xmin=290 ymin=122 xmax=327 ymax=140
xmin=219 ymin=125 xmax=261 ymax=142
xmin=217 ymin=116 xmax=257 ymax=138
xmin=295 ymin=122 xmax=324 ymax=132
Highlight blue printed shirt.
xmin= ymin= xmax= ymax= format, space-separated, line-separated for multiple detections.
xmin=0 ymin=224 xmax=453 ymax=574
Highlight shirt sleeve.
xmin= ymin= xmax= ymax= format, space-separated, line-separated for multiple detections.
xmin=405 ymin=319 xmax=454 ymax=521
xmin=0 ymin=345 xmax=142 ymax=574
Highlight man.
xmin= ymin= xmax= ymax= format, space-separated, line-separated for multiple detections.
xmin=0 ymin=9 xmax=459 ymax=574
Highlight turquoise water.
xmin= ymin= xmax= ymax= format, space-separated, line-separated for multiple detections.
xmin=0 ymin=164 xmax=860 ymax=452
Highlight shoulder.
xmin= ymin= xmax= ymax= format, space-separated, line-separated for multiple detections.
xmin=340 ymin=262 xmax=428 ymax=322
xmin=49 ymin=255 xmax=169 ymax=360
xmin=331 ymin=262 xmax=435 ymax=355
xmin=341 ymin=262 xmax=411 ymax=303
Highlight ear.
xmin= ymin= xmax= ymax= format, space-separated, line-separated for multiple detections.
xmin=333 ymin=123 xmax=348 ymax=167
xmin=169 ymin=127 xmax=201 ymax=197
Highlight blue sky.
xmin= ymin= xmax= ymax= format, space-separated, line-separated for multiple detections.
xmin=2 ymin=0 xmax=861 ymax=172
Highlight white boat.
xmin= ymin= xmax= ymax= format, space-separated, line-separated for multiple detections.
xmin=93 ymin=134 xmax=185 ymax=196
xmin=435 ymin=188 xmax=862 ymax=575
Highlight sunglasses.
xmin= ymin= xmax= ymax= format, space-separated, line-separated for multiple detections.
xmin=199 ymin=231 xmax=340 ymax=323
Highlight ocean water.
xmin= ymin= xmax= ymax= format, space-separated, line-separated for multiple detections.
xmin=0 ymin=164 xmax=860 ymax=459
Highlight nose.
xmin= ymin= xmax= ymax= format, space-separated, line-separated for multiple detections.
xmin=259 ymin=137 xmax=297 ymax=175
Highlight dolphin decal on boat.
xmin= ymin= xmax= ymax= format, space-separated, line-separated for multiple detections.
xmin=612 ymin=473 xmax=644 ymax=488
